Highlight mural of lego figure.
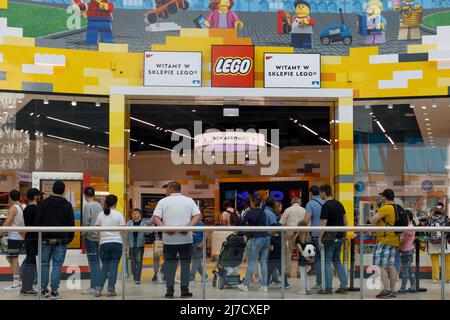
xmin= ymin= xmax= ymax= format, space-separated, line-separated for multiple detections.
xmin=73 ymin=0 xmax=114 ymax=44
xmin=398 ymin=0 xmax=422 ymax=40
xmin=205 ymin=0 xmax=244 ymax=30
xmin=290 ymin=0 xmax=315 ymax=49
xmin=364 ymin=0 xmax=386 ymax=44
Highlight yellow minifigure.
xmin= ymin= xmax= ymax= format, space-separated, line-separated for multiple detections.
xmin=290 ymin=0 xmax=315 ymax=49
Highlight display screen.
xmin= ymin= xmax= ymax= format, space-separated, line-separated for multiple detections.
xmin=219 ymin=180 xmax=309 ymax=212
xmin=141 ymin=193 xmax=165 ymax=219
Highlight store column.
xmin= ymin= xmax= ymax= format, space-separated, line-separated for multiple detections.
xmin=333 ymin=97 xmax=354 ymax=227
xmin=109 ymin=94 xmax=129 ymax=215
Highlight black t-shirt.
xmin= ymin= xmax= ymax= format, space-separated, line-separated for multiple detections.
xmin=320 ymin=199 xmax=346 ymax=239
xmin=269 ymin=234 xmax=281 ymax=260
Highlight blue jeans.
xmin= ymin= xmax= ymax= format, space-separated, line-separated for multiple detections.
xmin=84 ymin=239 xmax=102 ymax=290
xmin=41 ymin=244 xmax=67 ymax=292
xmin=99 ymin=242 xmax=122 ymax=292
xmin=324 ymin=238 xmax=347 ymax=291
xmin=129 ymin=246 xmax=144 ymax=282
xmin=86 ymin=18 xmax=113 ymax=44
xmin=243 ymin=237 xmax=270 ymax=287
xmin=312 ymin=237 xmax=322 ymax=286
xmin=400 ymin=250 xmax=416 ymax=291
xmin=395 ymin=251 xmax=401 ymax=274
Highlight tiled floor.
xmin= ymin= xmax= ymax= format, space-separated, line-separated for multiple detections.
xmin=1 ymin=273 xmax=448 ymax=300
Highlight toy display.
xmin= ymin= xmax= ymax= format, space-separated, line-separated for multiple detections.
xmin=357 ymin=0 xmax=387 ymax=45
xmin=146 ymin=0 xmax=189 ymax=24
xmin=205 ymin=0 xmax=244 ymax=30
xmin=319 ymin=8 xmax=352 ymax=45
xmin=290 ymin=0 xmax=315 ymax=49
xmin=398 ymin=0 xmax=422 ymax=40
xmin=73 ymin=0 xmax=115 ymax=45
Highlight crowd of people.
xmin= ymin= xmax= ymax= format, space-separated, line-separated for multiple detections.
xmin=0 ymin=181 xmax=449 ymax=299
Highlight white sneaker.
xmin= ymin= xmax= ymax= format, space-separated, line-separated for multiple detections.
xmin=157 ymin=272 xmax=165 ymax=284
xmin=81 ymin=288 xmax=96 ymax=295
xmin=297 ymin=290 xmax=307 ymax=295
xmin=258 ymin=286 xmax=268 ymax=292
xmin=3 ymin=284 xmax=21 ymax=292
xmin=238 ymin=284 xmax=249 ymax=292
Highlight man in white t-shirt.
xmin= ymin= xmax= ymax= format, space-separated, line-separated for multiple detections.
xmin=280 ymin=197 xmax=306 ymax=277
xmin=153 ymin=181 xmax=202 ymax=298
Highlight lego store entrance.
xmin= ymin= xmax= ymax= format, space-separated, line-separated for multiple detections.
xmin=114 ymin=87 xmax=354 ymax=226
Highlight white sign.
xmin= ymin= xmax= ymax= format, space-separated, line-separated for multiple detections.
xmin=264 ymin=53 xmax=321 ymax=88
xmin=144 ymin=51 xmax=202 ymax=87
xmin=194 ymin=131 xmax=265 ymax=152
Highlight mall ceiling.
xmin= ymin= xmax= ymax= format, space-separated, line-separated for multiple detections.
xmin=13 ymin=100 xmax=332 ymax=152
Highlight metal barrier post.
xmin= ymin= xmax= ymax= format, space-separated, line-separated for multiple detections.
xmin=359 ymin=232 xmax=364 ymax=300
xmin=281 ymin=231 xmax=285 ymax=299
xmin=122 ymin=231 xmax=126 ymax=300
xmin=37 ymin=231 xmax=42 ymax=301
xmin=414 ymin=239 xmax=427 ymax=293
xmin=202 ymin=231 xmax=206 ymax=300
xmin=441 ymin=234 xmax=446 ymax=300
xmin=321 ymin=241 xmax=325 ymax=290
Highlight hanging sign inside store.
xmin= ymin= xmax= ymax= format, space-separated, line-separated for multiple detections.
xmin=144 ymin=51 xmax=202 ymax=87
xmin=263 ymin=53 xmax=321 ymax=88
xmin=211 ymin=45 xmax=255 ymax=88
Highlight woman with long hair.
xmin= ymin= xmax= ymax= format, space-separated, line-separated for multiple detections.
xmin=95 ymin=195 xmax=125 ymax=297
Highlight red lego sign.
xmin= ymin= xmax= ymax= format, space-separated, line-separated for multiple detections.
xmin=211 ymin=45 xmax=254 ymax=88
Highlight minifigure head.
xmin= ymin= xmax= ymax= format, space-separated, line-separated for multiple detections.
xmin=366 ymin=0 xmax=383 ymax=15
xmin=209 ymin=0 xmax=234 ymax=10
xmin=294 ymin=0 xmax=311 ymax=17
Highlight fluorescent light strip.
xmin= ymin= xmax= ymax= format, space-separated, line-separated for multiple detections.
xmin=265 ymin=141 xmax=280 ymax=149
xmin=149 ymin=143 xmax=172 ymax=151
xmin=320 ymin=137 xmax=331 ymax=144
xmin=130 ymin=117 xmax=156 ymax=127
xmin=130 ymin=138 xmax=138 ymax=142
xmin=385 ymin=134 xmax=395 ymax=146
xmin=97 ymin=146 xmax=109 ymax=150
xmin=47 ymin=134 xmax=85 ymax=145
xmin=46 ymin=116 xmax=91 ymax=130
xmin=301 ymin=124 xmax=319 ymax=136
xmin=375 ymin=120 xmax=386 ymax=133
xmin=165 ymin=129 xmax=194 ymax=140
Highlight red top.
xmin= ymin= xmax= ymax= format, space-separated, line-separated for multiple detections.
xmin=73 ymin=0 xmax=114 ymax=18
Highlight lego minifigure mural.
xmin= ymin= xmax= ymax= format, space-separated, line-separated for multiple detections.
xmin=397 ymin=0 xmax=422 ymax=40
xmin=205 ymin=0 xmax=244 ymax=30
xmin=73 ymin=0 xmax=115 ymax=44
xmin=357 ymin=0 xmax=387 ymax=45
xmin=290 ymin=0 xmax=315 ymax=48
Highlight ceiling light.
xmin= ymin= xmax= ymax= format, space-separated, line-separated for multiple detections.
xmin=149 ymin=144 xmax=172 ymax=152
xmin=388 ymin=104 xmax=393 ymax=109
xmin=166 ymin=129 xmax=194 ymax=140
xmin=223 ymin=108 xmax=239 ymax=117
xmin=130 ymin=138 xmax=138 ymax=142
xmin=43 ymin=97 xmax=49 ymax=105
xmin=293 ymin=119 xmax=298 ymax=123
xmin=29 ymin=112 xmax=34 ymax=116
xmin=97 ymin=146 xmax=109 ymax=150
xmin=432 ymin=98 xmax=437 ymax=108
xmin=71 ymin=101 xmax=77 ymax=107
xmin=192 ymin=109 xmax=197 ymax=113
xmin=375 ymin=120 xmax=386 ymax=133
xmin=130 ymin=116 xmax=156 ymax=127
xmin=424 ymin=118 xmax=430 ymax=121
xmin=365 ymin=105 xmax=370 ymax=109
xmin=428 ymin=132 xmax=432 ymax=135
xmin=105 ymin=132 xmax=109 ymax=135
xmin=385 ymin=134 xmax=395 ymax=146
xmin=72 ymin=148 xmax=77 ymax=151
xmin=47 ymin=134 xmax=84 ymax=145
xmin=409 ymin=104 xmax=414 ymax=109
xmin=95 ymin=101 xmax=101 ymax=107
xmin=36 ymin=114 xmax=40 ymax=118
xmin=301 ymin=124 xmax=319 ymax=136
xmin=421 ymin=106 xmax=426 ymax=109
xmin=46 ymin=116 xmax=91 ymax=130
xmin=140 ymin=142 xmax=144 ymax=145
xmin=369 ymin=112 xmax=373 ymax=115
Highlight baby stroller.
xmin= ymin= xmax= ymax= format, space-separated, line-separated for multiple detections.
xmin=212 ymin=233 xmax=246 ymax=289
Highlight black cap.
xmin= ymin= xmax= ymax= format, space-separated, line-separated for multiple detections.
xmin=84 ymin=187 xmax=95 ymax=197
xmin=52 ymin=180 xmax=65 ymax=195
xmin=379 ymin=189 xmax=395 ymax=200
xmin=26 ymin=188 xmax=42 ymax=201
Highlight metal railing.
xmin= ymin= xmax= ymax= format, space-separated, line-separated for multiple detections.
xmin=0 ymin=225 xmax=448 ymax=300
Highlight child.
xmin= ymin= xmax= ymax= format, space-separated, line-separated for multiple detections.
xmin=190 ymin=216 xmax=208 ymax=282
xmin=398 ymin=210 xmax=416 ymax=293
xmin=295 ymin=220 xmax=314 ymax=295
xmin=267 ymin=223 xmax=290 ymax=289
xmin=126 ymin=208 xmax=147 ymax=285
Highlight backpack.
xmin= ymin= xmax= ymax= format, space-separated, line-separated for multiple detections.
xmin=228 ymin=209 xmax=240 ymax=226
xmin=384 ymin=204 xmax=408 ymax=235
xmin=427 ymin=215 xmax=448 ymax=244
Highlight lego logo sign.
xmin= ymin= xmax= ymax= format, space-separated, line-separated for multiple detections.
xmin=211 ymin=45 xmax=254 ymax=87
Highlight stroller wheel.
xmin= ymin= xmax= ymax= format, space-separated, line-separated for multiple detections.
xmin=212 ymin=274 xmax=217 ymax=288
xmin=218 ymin=277 xmax=225 ymax=289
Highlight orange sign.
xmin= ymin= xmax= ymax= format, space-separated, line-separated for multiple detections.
xmin=211 ymin=45 xmax=254 ymax=88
